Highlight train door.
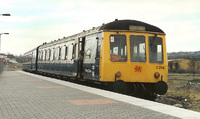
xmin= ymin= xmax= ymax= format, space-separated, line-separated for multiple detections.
xmin=129 ymin=35 xmax=148 ymax=82
xmin=76 ymin=37 xmax=85 ymax=78
xmin=83 ymin=33 xmax=101 ymax=80
xmin=71 ymin=37 xmax=86 ymax=78
xmin=72 ymin=40 xmax=79 ymax=77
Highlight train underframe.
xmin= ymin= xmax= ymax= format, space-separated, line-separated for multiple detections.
xmin=110 ymin=81 xmax=156 ymax=100
xmin=111 ymin=80 xmax=168 ymax=100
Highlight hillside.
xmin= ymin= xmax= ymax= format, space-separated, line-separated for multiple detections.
xmin=168 ymin=51 xmax=200 ymax=60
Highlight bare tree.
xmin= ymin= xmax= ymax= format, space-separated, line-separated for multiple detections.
xmin=174 ymin=61 xmax=180 ymax=73
xmin=168 ymin=61 xmax=173 ymax=71
xmin=187 ymin=56 xmax=200 ymax=76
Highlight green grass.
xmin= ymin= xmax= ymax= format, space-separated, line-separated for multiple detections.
xmin=189 ymin=79 xmax=200 ymax=83
xmin=166 ymin=73 xmax=200 ymax=112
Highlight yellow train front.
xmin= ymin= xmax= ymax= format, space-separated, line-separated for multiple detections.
xmin=99 ymin=20 xmax=168 ymax=98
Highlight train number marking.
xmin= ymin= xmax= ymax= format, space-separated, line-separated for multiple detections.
xmin=156 ymin=66 xmax=165 ymax=69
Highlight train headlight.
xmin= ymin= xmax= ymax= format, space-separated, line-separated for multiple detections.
xmin=115 ymin=71 xmax=121 ymax=77
xmin=154 ymin=72 xmax=160 ymax=79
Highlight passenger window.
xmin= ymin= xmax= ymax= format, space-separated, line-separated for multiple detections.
xmin=72 ymin=44 xmax=77 ymax=59
xmin=50 ymin=48 xmax=54 ymax=61
xmin=58 ymin=47 xmax=61 ymax=60
xmin=48 ymin=49 xmax=51 ymax=60
xmin=110 ymin=35 xmax=127 ymax=62
xmin=55 ymin=48 xmax=58 ymax=60
xmin=61 ymin=46 xmax=65 ymax=60
xmin=43 ymin=50 xmax=46 ymax=61
xmin=68 ymin=44 xmax=73 ymax=60
xmin=65 ymin=46 xmax=68 ymax=59
xmin=38 ymin=51 xmax=41 ymax=61
xmin=130 ymin=36 xmax=146 ymax=62
xmin=46 ymin=50 xmax=49 ymax=61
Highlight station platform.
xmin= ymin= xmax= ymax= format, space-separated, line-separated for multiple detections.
xmin=0 ymin=71 xmax=200 ymax=119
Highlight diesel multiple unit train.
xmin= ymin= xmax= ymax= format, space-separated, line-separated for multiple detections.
xmin=23 ymin=19 xmax=168 ymax=98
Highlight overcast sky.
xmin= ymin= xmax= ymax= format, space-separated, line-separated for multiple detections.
xmin=0 ymin=0 xmax=200 ymax=55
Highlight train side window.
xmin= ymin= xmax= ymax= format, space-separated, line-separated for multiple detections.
xmin=54 ymin=48 xmax=57 ymax=60
xmin=130 ymin=36 xmax=146 ymax=62
xmin=59 ymin=47 xmax=61 ymax=60
xmin=72 ymin=44 xmax=77 ymax=59
xmin=65 ymin=46 xmax=68 ymax=60
xmin=50 ymin=48 xmax=54 ymax=61
xmin=67 ymin=44 xmax=73 ymax=60
xmin=43 ymin=50 xmax=46 ymax=61
xmin=41 ymin=51 xmax=43 ymax=61
xmin=61 ymin=46 xmax=66 ymax=60
xmin=45 ymin=50 xmax=47 ymax=61
xmin=49 ymin=49 xmax=51 ymax=60
xmin=40 ymin=51 xmax=43 ymax=61
xmin=57 ymin=47 xmax=61 ymax=60
xmin=46 ymin=50 xmax=49 ymax=61
xmin=38 ymin=51 xmax=41 ymax=61
xmin=110 ymin=35 xmax=127 ymax=62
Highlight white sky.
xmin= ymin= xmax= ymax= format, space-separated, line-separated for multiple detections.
xmin=0 ymin=0 xmax=200 ymax=55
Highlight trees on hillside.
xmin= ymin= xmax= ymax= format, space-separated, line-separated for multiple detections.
xmin=168 ymin=55 xmax=200 ymax=76
xmin=187 ymin=56 xmax=200 ymax=76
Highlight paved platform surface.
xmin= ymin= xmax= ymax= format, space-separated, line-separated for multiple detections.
xmin=0 ymin=71 xmax=200 ymax=119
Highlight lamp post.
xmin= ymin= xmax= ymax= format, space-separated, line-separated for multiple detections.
xmin=0 ymin=13 xmax=10 ymax=53
xmin=0 ymin=33 xmax=9 ymax=53
xmin=0 ymin=14 xmax=11 ymax=16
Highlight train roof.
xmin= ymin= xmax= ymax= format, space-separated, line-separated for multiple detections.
xmin=37 ymin=19 xmax=165 ymax=49
xmin=100 ymin=19 xmax=165 ymax=33
xmin=59 ymin=19 xmax=165 ymax=41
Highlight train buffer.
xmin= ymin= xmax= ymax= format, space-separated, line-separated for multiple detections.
xmin=0 ymin=71 xmax=200 ymax=119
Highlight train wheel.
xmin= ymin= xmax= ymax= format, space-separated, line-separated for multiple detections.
xmin=154 ymin=81 xmax=168 ymax=95
xmin=113 ymin=80 xmax=128 ymax=94
xmin=129 ymin=83 xmax=137 ymax=96
xmin=143 ymin=84 xmax=156 ymax=101
xmin=137 ymin=84 xmax=146 ymax=98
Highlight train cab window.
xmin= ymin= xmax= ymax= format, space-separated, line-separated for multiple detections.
xmin=130 ymin=36 xmax=146 ymax=62
xmin=149 ymin=37 xmax=163 ymax=63
xmin=110 ymin=35 xmax=127 ymax=62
